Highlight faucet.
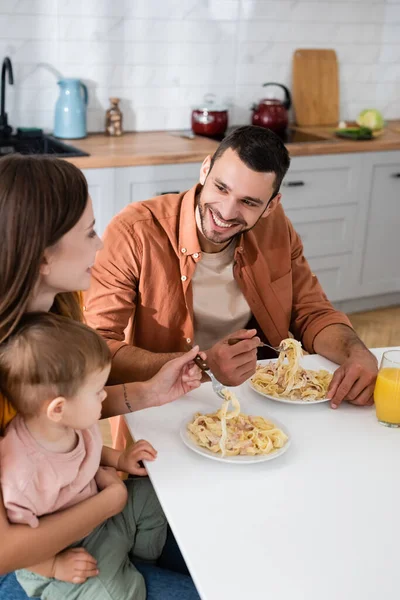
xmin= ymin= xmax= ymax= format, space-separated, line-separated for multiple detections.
xmin=0 ymin=57 xmax=14 ymax=137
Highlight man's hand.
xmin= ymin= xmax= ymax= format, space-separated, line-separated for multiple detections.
xmin=117 ymin=440 xmax=157 ymax=476
xmin=52 ymin=548 xmax=98 ymax=584
xmin=206 ymin=329 xmax=260 ymax=386
xmin=142 ymin=346 xmax=206 ymax=408
xmin=328 ymin=349 xmax=378 ymax=409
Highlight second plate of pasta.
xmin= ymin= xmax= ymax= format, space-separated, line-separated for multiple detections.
xmin=249 ymin=341 xmax=336 ymax=405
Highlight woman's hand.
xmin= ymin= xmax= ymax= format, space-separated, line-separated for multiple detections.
xmin=117 ymin=439 xmax=157 ymax=476
xmin=141 ymin=346 xmax=205 ymax=408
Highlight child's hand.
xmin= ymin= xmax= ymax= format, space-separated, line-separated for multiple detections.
xmin=95 ymin=465 xmax=124 ymax=491
xmin=52 ymin=548 xmax=98 ymax=584
xmin=117 ymin=440 xmax=157 ymax=476
xmin=95 ymin=465 xmax=128 ymax=511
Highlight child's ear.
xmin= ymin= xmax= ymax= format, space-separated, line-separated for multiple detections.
xmin=47 ymin=397 xmax=66 ymax=423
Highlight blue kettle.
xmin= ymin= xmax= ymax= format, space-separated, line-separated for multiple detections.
xmin=54 ymin=78 xmax=88 ymax=139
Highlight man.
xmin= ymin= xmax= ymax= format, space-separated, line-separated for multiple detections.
xmin=85 ymin=126 xmax=377 ymax=445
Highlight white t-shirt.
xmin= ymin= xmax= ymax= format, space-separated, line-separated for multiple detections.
xmin=192 ymin=241 xmax=252 ymax=350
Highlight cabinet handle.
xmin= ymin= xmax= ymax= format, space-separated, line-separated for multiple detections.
xmin=391 ymin=173 xmax=400 ymax=178
xmin=283 ymin=181 xmax=305 ymax=187
xmin=158 ymin=190 xmax=180 ymax=195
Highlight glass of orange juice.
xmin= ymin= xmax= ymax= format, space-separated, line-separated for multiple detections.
xmin=374 ymin=350 xmax=400 ymax=427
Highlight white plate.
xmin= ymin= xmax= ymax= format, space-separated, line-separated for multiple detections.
xmin=249 ymin=354 xmax=337 ymax=405
xmin=180 ymin=414 xmax=291 ymax=464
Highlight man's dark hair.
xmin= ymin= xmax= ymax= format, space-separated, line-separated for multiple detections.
xmin=209 ymin=125 xmax=291 ymax=197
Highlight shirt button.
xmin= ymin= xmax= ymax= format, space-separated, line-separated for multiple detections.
xmin=181 ymin=275 xmax=187 ymax=282
xmin=181 ymin=248 xmax=187 ymax=254
xmin=186 ymin=338 xmax=191 ymax=344
xmin=193 ymin=252 xmax=199 ymax=259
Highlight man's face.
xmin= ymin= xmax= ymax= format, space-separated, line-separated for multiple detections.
xmin=196 ymin=148 xmax=280 ymax=249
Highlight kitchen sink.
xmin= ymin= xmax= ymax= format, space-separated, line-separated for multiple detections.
xmin=0 ymin=134 xmax=89 ymax=157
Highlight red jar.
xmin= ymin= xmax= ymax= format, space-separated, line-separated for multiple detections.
xmin=191 ymin=94 xmax=228 ymax=137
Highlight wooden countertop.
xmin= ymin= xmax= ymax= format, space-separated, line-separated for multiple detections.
xmin=65 ymin=121 xmax=400 ymax=169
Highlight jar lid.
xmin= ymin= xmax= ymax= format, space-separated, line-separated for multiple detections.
xmin=192 ymin=93 xmax=228 ymax=112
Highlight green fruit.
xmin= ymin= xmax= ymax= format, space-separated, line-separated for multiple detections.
xmin=356 ymin=109 xmax=384 ymax=131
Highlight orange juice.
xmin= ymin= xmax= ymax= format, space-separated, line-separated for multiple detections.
xmin=374 ymin=367 xmax=400 ymax=425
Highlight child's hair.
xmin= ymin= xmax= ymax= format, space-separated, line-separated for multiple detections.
xmin=0 ymin=312 xmax=111 ymax=417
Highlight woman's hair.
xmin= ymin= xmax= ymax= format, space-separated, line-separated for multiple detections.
xmin=0 ymin=312 xmax=111 ymax=417
xmin=0 ymin=154 xmax=89 ymax=344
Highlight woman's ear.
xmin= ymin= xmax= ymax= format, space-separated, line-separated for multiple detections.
xmin=199 ymin=156 xmax=212 ymax=185
xmin=47 ymin=396 xmax=66 ymax=423
xmin=39 ymin=252 xmax=51 ymax=276
xmin=261 ymin=193 xmax=282 ymax=219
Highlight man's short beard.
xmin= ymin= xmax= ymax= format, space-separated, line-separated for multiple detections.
xmin=195 ymin=188 xmax=242 ymax=245
xmin=196 ymin=186 xmax=270 ymax=245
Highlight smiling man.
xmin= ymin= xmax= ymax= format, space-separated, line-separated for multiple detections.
xmin=85 ymin=126 xmax=377 ymax=447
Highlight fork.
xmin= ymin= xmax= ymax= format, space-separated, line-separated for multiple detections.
xmin=228 ymin=338 xmax=282 ymax=354
xmin=193 ymin=354 xmax=226 ymax=399
xmin=192 ymin=338 xmax=282 ymax=399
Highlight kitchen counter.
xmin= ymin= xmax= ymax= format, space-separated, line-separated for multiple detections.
xmin=65 ymin=120 xmax=400 ymax=169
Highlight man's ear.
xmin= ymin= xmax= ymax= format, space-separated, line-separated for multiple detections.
xmin=199 ymin=156 xmax=212 ymax=185
xmin=261 ymin=193 xmax=281 ymax=219
xmin=47 ymin=396 xmax=66 ymax=423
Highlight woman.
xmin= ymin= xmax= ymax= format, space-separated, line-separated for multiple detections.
xmin=0 ymin=155 xmax=201 ymax=599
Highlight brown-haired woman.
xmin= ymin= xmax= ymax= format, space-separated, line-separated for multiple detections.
xmin=0 ymin=155 xmax=202 ymax=600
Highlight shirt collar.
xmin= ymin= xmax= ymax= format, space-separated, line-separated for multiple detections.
xmin=178 ymin=183 xmax=202 ymax=257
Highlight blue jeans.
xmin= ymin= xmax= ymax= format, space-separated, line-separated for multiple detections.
xmin=0 ymin=567 xmax=200 ymax=600
xmin=0 ymin=572 xmax=34 ymax=599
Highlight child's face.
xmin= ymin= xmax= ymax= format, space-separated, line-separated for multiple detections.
xmin=62 ymin=365 xmax=111 ymax=430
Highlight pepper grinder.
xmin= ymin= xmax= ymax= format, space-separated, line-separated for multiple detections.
xmin=105 ymin=97 xmax=123 ymax=136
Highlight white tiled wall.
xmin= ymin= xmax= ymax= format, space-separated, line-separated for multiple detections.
xmin=1 ymin=0 xmax=399 ymax=133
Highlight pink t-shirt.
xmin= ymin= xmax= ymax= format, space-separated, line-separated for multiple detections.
xmin=0 ymin=414 xmax=102 ymax=528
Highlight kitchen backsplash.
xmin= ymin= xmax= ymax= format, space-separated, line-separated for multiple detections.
xmin=1 ymin=0 xmax=399 ymax=133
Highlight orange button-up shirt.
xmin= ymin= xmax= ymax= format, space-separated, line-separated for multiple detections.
xmin=86 ymin=183 xmax=351 ymax=359
xmin=85 ymin=184 xmax=351 ymax=449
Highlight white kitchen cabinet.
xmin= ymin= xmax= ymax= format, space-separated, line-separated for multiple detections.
xmin=306 ymin=255 xmax=354 ymax=303
xmin=282 ymin=153 xmax=368 ymax=302
xmin=281 ymin=153 xmax=361 ymax=210
xmin=357 ymin=151 xmax=400 ymax=297
xmin=82 ymin=168 xmax=116 ymax=237
xmin=114 ymin=163 xmax=202 ymax=212
xmin=285 ymin=204 xmax=358 ymax=258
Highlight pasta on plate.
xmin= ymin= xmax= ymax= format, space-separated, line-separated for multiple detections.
xmin=187 ymin=389 xmax=288 ymax=457
xmin=250 ymin=338 xmax=332 ymax=401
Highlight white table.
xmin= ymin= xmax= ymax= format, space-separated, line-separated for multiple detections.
xmin=125 ymin=348 xmax=400 ymax=600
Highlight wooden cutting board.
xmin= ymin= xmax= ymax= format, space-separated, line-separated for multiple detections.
xmin=292 ymin=49 xmax=339 ymax=126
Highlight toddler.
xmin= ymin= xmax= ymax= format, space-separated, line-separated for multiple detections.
xmin=0 ymin=312 xmax=167 ymax=600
